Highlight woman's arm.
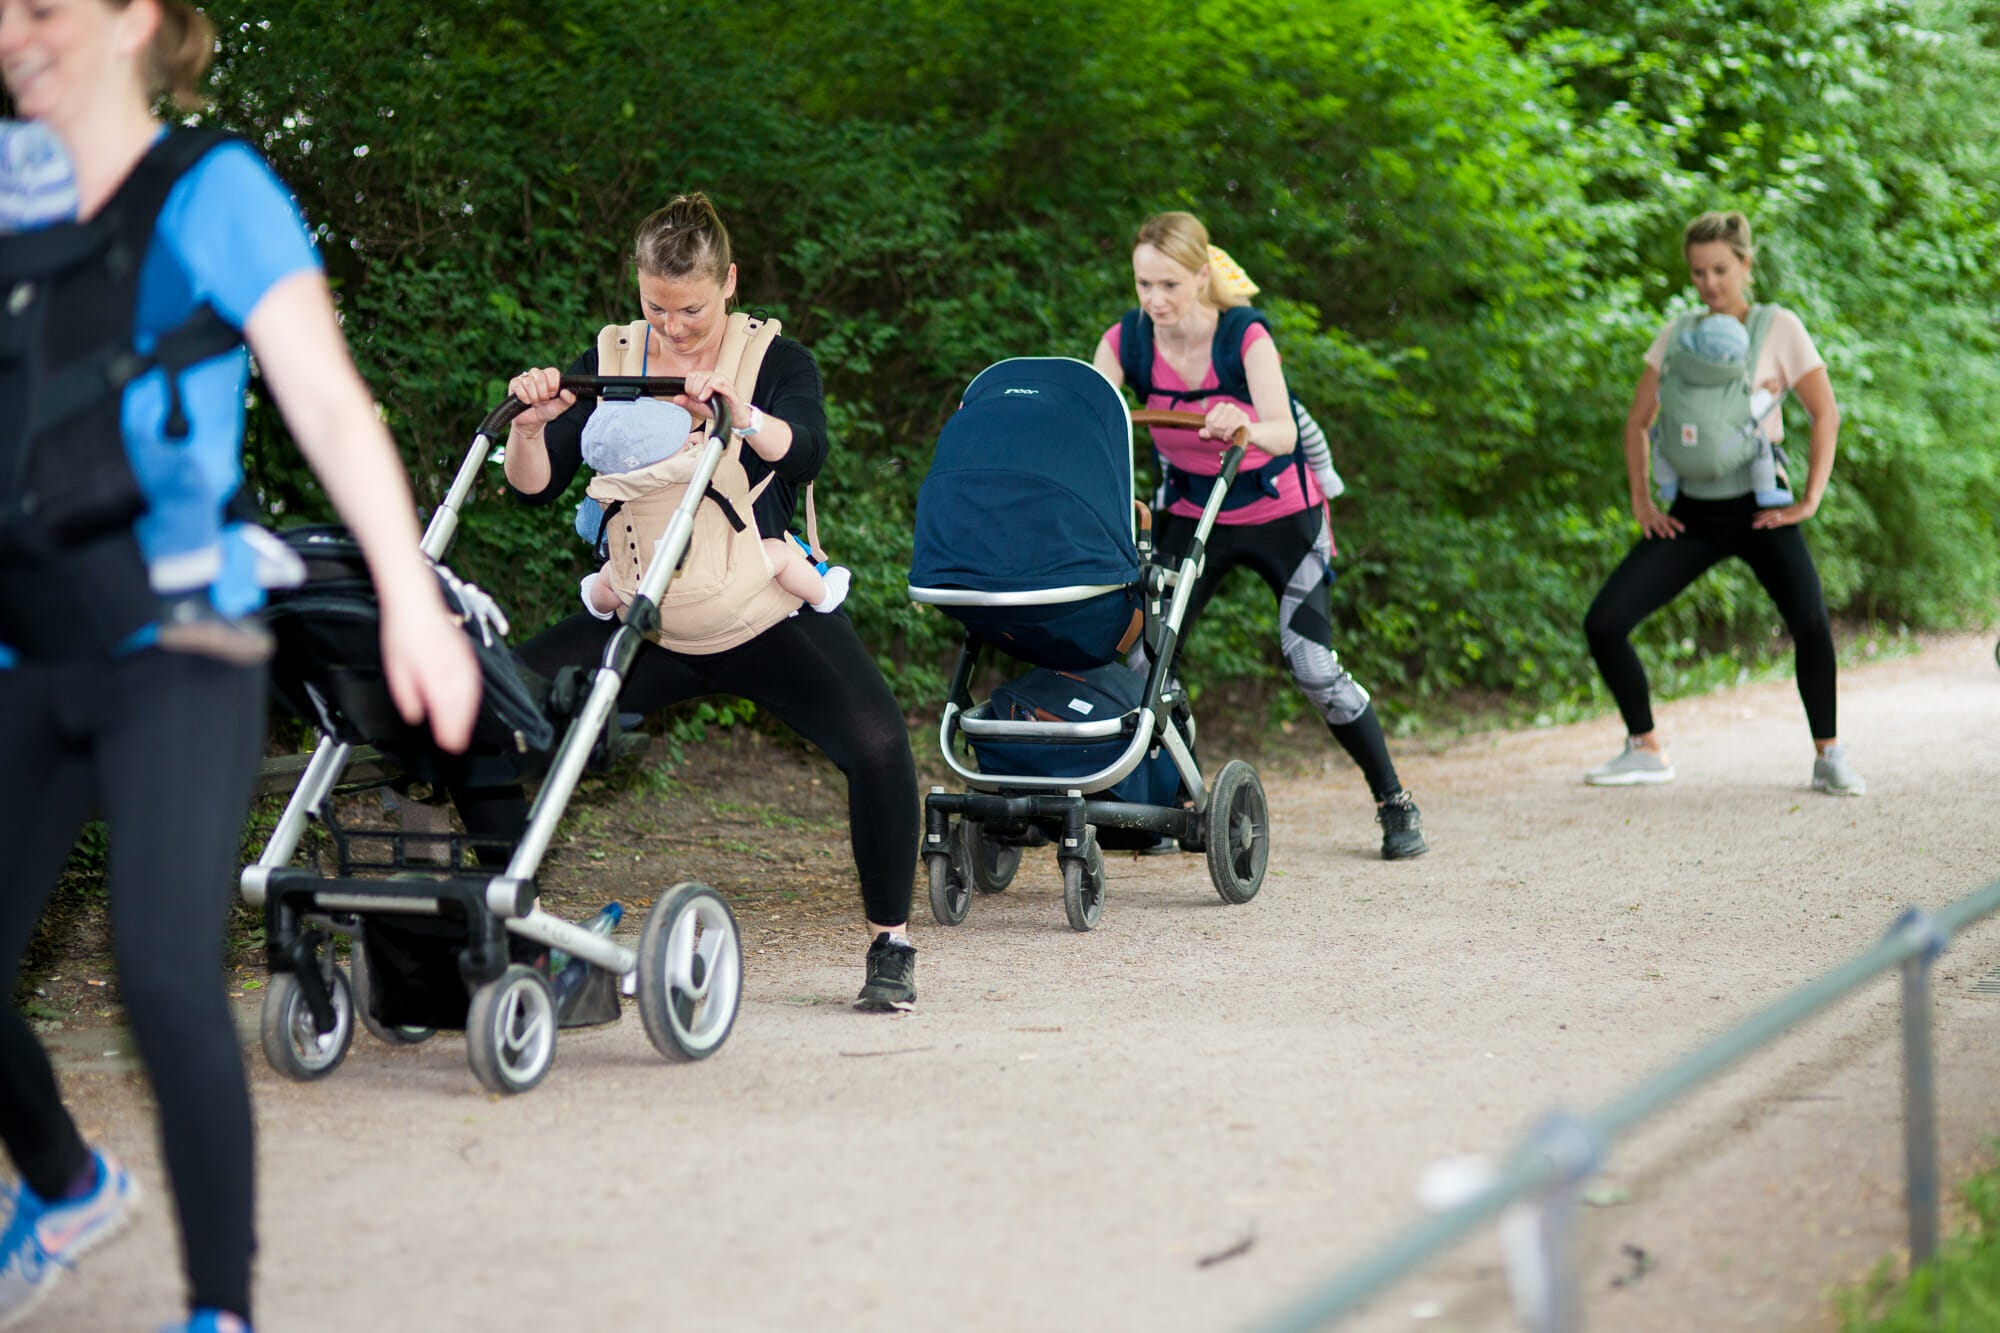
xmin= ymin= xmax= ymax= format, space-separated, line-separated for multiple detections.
xmin=1092 ymin=334 xmax=1125 ymax=390
xmin=1229 ymin=335 xmax=1299 ymax=455
xmin=503 ymin=350 xmax=595 ymax=501
xmin=679 ymin=339 xmax=828 ymax=483
xmin=1624 ymin=364 xmax=1681 ymax=539
xmin=1194 ymin=335 xmax=1297 ymax=454
xmin=1752 ymin=366 xmax=1838 ymax=529
xmin=245 ymin=271 xmax=480 ymax=751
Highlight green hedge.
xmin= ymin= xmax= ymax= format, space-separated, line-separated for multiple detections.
xmin=205 ymin=0 xmax=2000 ymax=718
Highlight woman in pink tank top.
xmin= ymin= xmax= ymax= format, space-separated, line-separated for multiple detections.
xmin=1091 ymin=211 xmax=1428 ymax=860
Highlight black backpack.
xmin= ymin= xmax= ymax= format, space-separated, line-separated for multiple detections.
xmin=0 ymin=129 xmax=246 ymax=657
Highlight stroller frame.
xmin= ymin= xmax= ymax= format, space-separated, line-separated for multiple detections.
xmin=242 ymin=378 xmax=745 ymax=1093
xmin=911 ymin=406 xmax=1270 ymax=931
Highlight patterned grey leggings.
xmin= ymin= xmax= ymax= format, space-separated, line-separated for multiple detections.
xmin=1153 ymin=505 xmax=1401 ymax=799
xmin=1156 ymin=505 xmax=1370 ymax=724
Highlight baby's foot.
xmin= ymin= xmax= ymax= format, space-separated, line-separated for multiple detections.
xmin=812 ymin=566 xmax=852 ymax=613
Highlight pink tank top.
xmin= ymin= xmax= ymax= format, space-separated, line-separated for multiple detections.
xmin=1104 ymin=320 xmax=1320 ymax=525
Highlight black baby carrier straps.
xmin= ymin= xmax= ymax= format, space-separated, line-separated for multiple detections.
xmin=0 ymin=128 xmax=245 ymax=658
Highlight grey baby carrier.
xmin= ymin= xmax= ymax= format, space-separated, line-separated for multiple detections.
xmin=1651 ymin=305 xmax=1790 ymax=504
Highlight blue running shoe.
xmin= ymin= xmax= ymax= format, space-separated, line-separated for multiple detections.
xmin=0 ymin=1149 xmax=138 ymax=1328
xmin=158 ymin=1309 xmax=254 ymax=1332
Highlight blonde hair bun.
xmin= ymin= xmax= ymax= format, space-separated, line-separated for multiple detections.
xmin=1206 ymin=245 xmax=1260 ymax=302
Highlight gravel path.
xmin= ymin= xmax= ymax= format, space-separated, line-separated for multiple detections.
xmin=36 ymin=633 xmax=2000 ymax=1332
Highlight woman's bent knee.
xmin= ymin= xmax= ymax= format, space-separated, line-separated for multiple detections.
xmin=1583 ymin=595 xmax=1636 ymax=649
xmin=852 ymin=721 xmax=916 ymax=789
xmin=1788 ymin=606 xmax=1834 ymax=650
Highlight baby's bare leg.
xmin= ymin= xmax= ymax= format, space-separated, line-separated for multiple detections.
xmin=765 ymin=538 xmax=827 ymax=603
xmin=764 ymin=539 xmax=852 ymax=613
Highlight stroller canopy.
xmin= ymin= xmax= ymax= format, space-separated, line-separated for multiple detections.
xmin=910 ymin=357 xmax=1137 ymax=595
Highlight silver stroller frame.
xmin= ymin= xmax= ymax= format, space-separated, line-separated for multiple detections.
xmin=241 ymin=377 xmax=744 ymax=1094
xmin=909 ymin=409 xmax=1270 ymax=931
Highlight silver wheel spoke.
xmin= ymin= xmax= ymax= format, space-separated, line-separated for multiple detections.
xmin=673 ymin=901 xmax=737 ymax=1042
xmin=499 ymin=985 xmax=551 ymax=1070
xmin=669 ymin=923 xmax=705 ymax=998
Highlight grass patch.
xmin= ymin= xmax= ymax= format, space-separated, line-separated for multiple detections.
xmin=1838 ymin=1149 xmax=2000 ymax=1330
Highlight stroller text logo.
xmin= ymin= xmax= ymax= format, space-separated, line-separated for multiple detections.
xmin=1003 ymin=387 xmax=1040 ymax=396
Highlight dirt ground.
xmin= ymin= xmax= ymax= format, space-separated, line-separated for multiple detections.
xmin=19 ymin=632 xmax=2000 ymax=1332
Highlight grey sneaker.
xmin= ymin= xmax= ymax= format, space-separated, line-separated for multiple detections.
xmin=854 ymin=934 xmax=916 ymax=1012
xmin=1812 ymin=745 xmax=1866 ymax=796
xmin=1584 ymin=739 xmax=1675 ymax=786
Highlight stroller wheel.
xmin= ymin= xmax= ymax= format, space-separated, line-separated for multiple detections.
xmin=1204 ymin=760 xmax=1269 ymax=905
xmin=466 ymin=965 xmax=557 ymax=1094
xmin=1061 ymin=830 xmax=1106 ymax=932
xmin=963 ymin=821 xmax=1021 ymax=894
xmin=260 ymin=965 xmax=355 ymax=1082
xmin=928 ymin=840 xmax=971 ymax=927
xmin=347 ymin=932 xmax=435 ymax=1046
xmin=637 ymin=883 xmax=742 ymax=1062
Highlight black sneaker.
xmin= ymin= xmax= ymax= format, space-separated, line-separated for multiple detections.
xmin=854 ymin=934 xmax=916 ymax=1012
xmin=1377 ymin=790 xmax=1429 ymax=860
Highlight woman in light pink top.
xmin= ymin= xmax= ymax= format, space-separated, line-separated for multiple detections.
xmin=1582 ymin=210 xmax=1863 ymax=795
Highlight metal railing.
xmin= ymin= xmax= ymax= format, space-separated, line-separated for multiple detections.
xmin=1252 ymin=879 xmax=2000 ymax=1333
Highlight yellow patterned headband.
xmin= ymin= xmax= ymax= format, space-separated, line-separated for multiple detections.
xmin=1207 ymin=245 xmax=1259 ymax=300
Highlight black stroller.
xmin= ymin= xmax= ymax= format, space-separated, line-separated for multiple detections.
xmin=241 ymin=378 xmax=745 ymax=1094
xmin=906 ymin=356 xmax=1270 ymax=931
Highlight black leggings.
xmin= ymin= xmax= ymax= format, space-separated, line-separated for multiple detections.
xmin=459 ymin=609 xmax=918 ymax=927
xmin=1584 ymin=495 xmax=1837 ymax=739
xmin=0 ymin=650 xmax=262 ymax=1320
xmin=1155 ymin=506 xmax=1403 ymax=801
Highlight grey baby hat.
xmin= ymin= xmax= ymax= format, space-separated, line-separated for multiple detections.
xmin=580 ymin=399 xmax=695 ymax=474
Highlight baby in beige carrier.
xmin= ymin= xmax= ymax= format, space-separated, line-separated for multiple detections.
xmin=574 ymin=397 xmax=850 ymax=621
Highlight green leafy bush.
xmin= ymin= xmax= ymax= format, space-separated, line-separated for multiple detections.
xmin=202 ymin=0 xmax=2000 ymax=726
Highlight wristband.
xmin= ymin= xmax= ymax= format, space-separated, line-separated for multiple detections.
xmin=735 ymin=405 xmax=764 ymax=438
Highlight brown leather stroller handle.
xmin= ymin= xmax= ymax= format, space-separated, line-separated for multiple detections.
xmin=1130 ymin=409 xmax=1250 ymax=449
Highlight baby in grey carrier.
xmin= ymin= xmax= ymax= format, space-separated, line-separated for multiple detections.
xmin=1651 ymin=310 xmax=1791 ymax=508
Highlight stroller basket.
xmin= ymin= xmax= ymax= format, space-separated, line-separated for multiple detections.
xmin=311 ymin=800 xmax=513 ymax=877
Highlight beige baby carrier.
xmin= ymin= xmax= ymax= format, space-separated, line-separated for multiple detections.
xmin=587 ymin=312 xmax=824 ymax=654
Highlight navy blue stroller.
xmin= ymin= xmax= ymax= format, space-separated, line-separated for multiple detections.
xmin=907 ymin=356 xmax=1269 ymax=930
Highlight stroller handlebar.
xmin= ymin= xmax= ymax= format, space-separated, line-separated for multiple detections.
xmin=1130 ymin=409 xmax=1249 ymax=451
xmin=475 ymin=375 xmax=731 ymax=441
